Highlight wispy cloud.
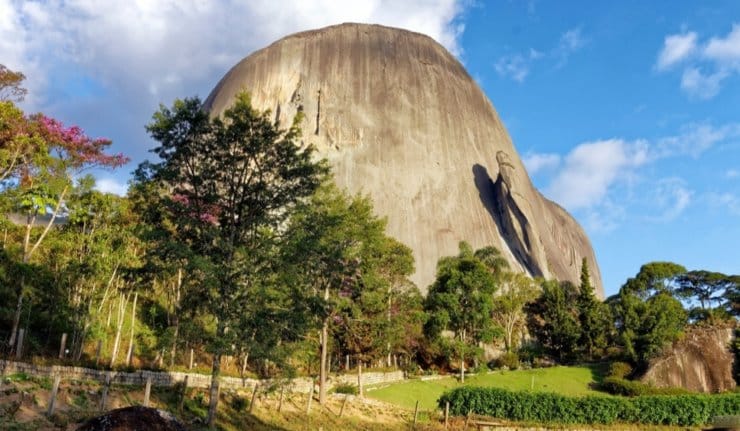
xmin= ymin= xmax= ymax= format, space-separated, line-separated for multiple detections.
xmin=545 ymin=139 xmax=648 ymax=210
xmin=656 ymin=32 xmax=697 ymax=70
xmin=709 ymin=192 xmax=740 ymax=216
xmin=95 ymin=177 xmax=128 ymax=196
xmin=494 ymin=27 xmax=586 ymax=82
xmin=528 ymin=121 xmax=739 ymax=230
xmin=523 ymin=152 xmax=561 ymax=174
xmin=657 ymin=24 xmax=740 ymax=99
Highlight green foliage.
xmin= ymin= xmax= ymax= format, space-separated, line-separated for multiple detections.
xmin=607 ymin=361 xmax=633 ymax=379
xmin=230 ymin=395 xmax=248 ymax=412
xmin=526 ymin=280 xmax=580 ymax=362
xmin=576 ymin=258 xmax=611 ymax=359
xmin=424 ymin=242 xmax=499 ymax=377
xmin=598 ymin=376 xmax=690 ymax=396
xmin=494 ymin=352 xmax=520 ymax=370
xmin=332 ymin=382 xmax=359 ymax=395
xmin=439 ymin=386 xmax=740 ymax=426
xmin=491 ymin=272 xmax=538 ymax=353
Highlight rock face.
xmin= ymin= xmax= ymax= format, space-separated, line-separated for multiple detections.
xmin=204 ymin=23 xmax=603 ymax=296
xmin=641 ymin=325 xmax=736 ymax=393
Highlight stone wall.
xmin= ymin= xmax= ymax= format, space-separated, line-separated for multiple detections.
xmin=0 ymin=360 xmax=404 ymax=393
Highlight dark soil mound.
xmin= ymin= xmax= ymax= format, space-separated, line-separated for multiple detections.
xmin=76 ymin=406 xmax=187 ymax=431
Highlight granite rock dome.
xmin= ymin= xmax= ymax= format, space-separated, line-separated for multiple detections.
xmin=204 ymin=23 xmax=603 ymax=296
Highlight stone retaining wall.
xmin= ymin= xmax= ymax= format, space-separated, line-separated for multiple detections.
xmin=0 ymin=360 xmax=404 ymax=393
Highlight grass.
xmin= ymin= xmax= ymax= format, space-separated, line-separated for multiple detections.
xmin=367 ymin=365 xmax=607 ymax=410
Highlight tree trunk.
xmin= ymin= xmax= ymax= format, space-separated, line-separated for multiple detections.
xmin=318 ymin=285 xmax=330 ymax=405
xmin=110 ymin=293 xmax=129 ymax=368
xmin=206 ymin=321 xmax=225 ymax=428
xmin=125 ymin=291 xmax=138 ymax=367
xmin=358 ymin=360 xmax=364 ymax=397
xmin=170 ymin=268 xmax=182 ymax=367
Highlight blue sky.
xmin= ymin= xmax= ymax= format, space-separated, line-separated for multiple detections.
xmin=2 ymin=0 xmax=738 ymax=296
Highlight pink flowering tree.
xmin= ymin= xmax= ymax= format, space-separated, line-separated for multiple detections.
xmin=5 ymin=109 xmax=127 ymax=349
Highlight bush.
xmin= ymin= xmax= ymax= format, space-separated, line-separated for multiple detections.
xmin=599 ymin=377 xmax=690 ymax=397
xmin=332 ymin=382 xmax=359 ymax=395
xmin=608 ymin=362 xmax=632 ymax=379
xmin=231 ymin=395 xmax=248 ymax=412
xmin=438 ymin=386 xmax=740 ymax=426
xmin=494 ymin=352 xmax=520 ymax=370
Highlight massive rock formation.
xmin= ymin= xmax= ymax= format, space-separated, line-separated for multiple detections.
xmin=204 ymin=23 xmax=603 ymax=296
xmin=641 ymin=325 xmax=736 ymax=393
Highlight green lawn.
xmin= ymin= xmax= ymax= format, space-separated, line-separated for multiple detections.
xmin=367 ymin=365 xmax=607 ymax=410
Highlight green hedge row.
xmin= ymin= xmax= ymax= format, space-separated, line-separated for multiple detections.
xmin=438 ymin=387 xmax=740 ymax=426
xmin=599 ymin=376 xmax=691 ymax=396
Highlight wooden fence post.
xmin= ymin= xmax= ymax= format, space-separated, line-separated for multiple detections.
xmin=47 ymin=375 xmax=61 ymax=416
xmin=277 ymin=385 xmax=285 ymax=413
xmin=58 ymin=333 xmax=67 ymax=359
xmin=178 ymin=375 xmax=189 ymax=412
xmin=413 ymin=400 xmax=419 ymax=428
xmin=306 ymin=382 xmax=314 ymax=414
xmin=100 ymin=372 xmax=111 ymax=411
xmin=249 ymin=383 xmax=259 ymax=413
xmin=444 ymin=401 xmax=450 ymax=430
xmin=143 ymin=375 xmax=152 ymax=407
xmin=339 ymin=394 xmax=349 ymax=417
xmin=189 ymin=349 xmax=194 ymax=370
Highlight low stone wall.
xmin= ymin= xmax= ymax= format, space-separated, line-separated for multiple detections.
xmin=0 ymin=359 xmax=404 ymax=393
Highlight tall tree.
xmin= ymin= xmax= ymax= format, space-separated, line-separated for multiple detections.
xmin=526 ymin=280 xmax=580 ymax=362
xmin=576 ymin=258 xmax=610 ymax=359
xmin=424 ymin=242 xmax=498 ymax=382
xmin=491 ymin=271 xmax=538 ymax=353
xmin=613 ymin=262 xmax=688 ymax=368
xmin=138 ymin=93 xmax=327 ymax=426
xmin=674 ymin=270 xmax=740 ymax=322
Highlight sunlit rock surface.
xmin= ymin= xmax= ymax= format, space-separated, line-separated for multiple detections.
xmin=205 ymin=23 xmax=603 ymax=296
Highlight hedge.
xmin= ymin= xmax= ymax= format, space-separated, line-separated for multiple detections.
xmin=438 ymin=387 xmax=740 ymax=426
xmin=599 ymin=376 xmax=691 ymax=396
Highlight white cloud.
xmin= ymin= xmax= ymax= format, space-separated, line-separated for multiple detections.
xmin=654 ymin=122 xmax=740 ymax=158
xmin=680 ymin=67 xmax=727 ymax=99
xmin=522 ymin=152 xmax=560 ymax=174
xmin=657 ymin=24 xmax=740 ymax=99
xmin=656 ymin=32 xmax=697 ymax=70
xmin=704 ymin=24 xmax=740 ymax=63
xmin=647 ymin=178 xmax=692 ymax=222
xmin=727 ymin=169 xmax=739 ymax=179
xmin=95 ymin=177 xmax=128 ymax=196
xmin=545 ymin=139 xmax=648 ymax=210
xmin=0 ymin=0 xmax=470 ymax=167
xmin=494 ymin=28 xmax=585 ymax=82
xmin=495 ymin=54 xmax=532 ymax=82
xmin=709 ymin=192 xmax=740 ymax=216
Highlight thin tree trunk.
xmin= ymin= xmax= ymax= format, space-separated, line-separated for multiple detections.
xmin=206 ymin=321 xmax=225 ymax=427
xmin=126 ymin=291 xmax=138 ymax=366
xmin=170 ymin=268 xmax=182 ymax=367
xmin=110 ymin=293 xmax=129 ymax=368
xmin=318 ymin=285 xmax=330 ymax=405
xmin=358 ymin=360 xmax=364 ymax=397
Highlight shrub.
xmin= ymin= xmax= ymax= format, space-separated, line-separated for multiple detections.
xmin=231 ymin=395 xmax=248 ymax=412
xmin=599 ymin=377 xmax=690 ymax=396
xmin=495 ymin=352 xmax=520 ymax=370
xmin=332 ymin=382 xmax=359 ymax=395
xmin=608 ymin=362 xmax=633 ymax=379
xmin=438 ymin=386 xmax=740 ymax=426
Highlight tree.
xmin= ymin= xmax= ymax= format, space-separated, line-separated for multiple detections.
xmin=491 ymin=271 xmax=538 ymax=353
xmin=424 ymin=242 xmax=498 ymax=382
xmin=2 ymin=104 xmax=127 ymax=350
xmin=526 ymin=280 xmax=580 ymax=362
xmin=0 ymin=65 xmax=27 ymax=102
xmin=674 ymin=270 xmax=740 ymax=322
xmin=282 ymin=183 xmax=415 ymax=402
xmin=138 ymin=93 xmax=327 ymax=426
xmin=576 ymin=258 xmax=610 ymax=359
xmin=613 ymin=263 xmax=688 ymax=368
